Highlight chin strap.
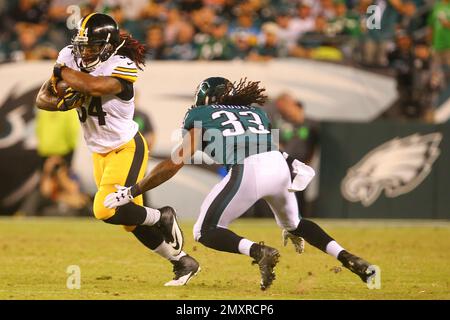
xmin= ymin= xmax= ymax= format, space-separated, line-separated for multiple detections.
xmin=112 ymin=39 xmax=126 ymax=55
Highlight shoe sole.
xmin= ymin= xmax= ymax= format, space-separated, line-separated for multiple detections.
xmin=164 ymin=267 xmax=201 ymax=287
xmin=260 ymin=251 xmax=280 ymax=291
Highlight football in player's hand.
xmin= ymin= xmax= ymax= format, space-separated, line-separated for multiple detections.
xmin=56 ymin=80 xmax=70 ymax=97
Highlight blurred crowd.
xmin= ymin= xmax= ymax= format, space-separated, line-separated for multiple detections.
xmin=3 ymin=0 xmax=449 ymax=217
xmin=1 ymin=0 xmax=449 ymax=120
xmin=0 ymin=0 xmax=443 ymax=64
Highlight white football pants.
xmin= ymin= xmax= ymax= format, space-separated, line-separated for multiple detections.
xmin=193 ymin=151 xmax=301 ymax=241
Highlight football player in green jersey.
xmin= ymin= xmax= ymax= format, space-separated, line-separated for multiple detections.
xmin=105 ymin=77 xmax=377 ymax=291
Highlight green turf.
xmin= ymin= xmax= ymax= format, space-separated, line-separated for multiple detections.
xmin=0 ymin=217 xmax=449 ymax=300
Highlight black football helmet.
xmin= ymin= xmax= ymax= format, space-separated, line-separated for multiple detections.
xmin=193 ymin=77 xmax=234 ymax=107
xmin=72 ymin=13 xmax=124 ymax=72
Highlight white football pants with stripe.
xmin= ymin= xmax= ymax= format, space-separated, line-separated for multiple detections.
xmin=193 ymin=150 xmax=301 ymax=241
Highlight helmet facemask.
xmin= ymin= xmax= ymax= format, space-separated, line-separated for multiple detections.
xmin=72 ymin=32 xmax=114 ymax=72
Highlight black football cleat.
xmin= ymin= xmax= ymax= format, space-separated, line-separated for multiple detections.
xmin=157 ymin=206 xmax=183 ymax=255
xmin=338 ymin=250 xmax=376 ymax=283
xmin=251 ymin=242 xmax=280 ymax=291
xmin=165 ymin=255 xmax=201 ymax=286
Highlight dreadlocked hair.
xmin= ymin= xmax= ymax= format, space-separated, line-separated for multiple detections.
xmin=217 ymin=78 xmax=268 ymax=106
xmin=117 ymin=32 xmax=147 ymax=70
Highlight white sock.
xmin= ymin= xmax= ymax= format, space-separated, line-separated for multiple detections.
xmin=326 ymin=240 xmax=345 ymax=259
xmin=142 ymin=207 xmax=161 ymax=226
xmin=238 ymin=238 xmax=255 ymax=256
xmin=153 ymin=241 xmax=187 ymax=261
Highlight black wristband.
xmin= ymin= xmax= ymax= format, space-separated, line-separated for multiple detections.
xmin=130 ymin=184 xmax=142 ymax=197
xmin=53 ymin=63 xmax=65 ymax=79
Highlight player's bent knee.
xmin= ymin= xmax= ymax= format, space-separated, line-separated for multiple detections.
xmin=93 ymin=203 xmax=136 ymax=231
xmin=193 ymin=228 xmax=201 ymax=242
xmin=193 ymin=224 xmax=217 ymax=242
xmin=196 ymin=227 xmax=220 ymax=246
xmin=102 ymin=206 xmax=130 ymax=225
xmin=277 ymin=217 xmax=301 ymax=232
xmin=103 ymin=203 xmax=146 ymax=226
xmin=93 ymin=203 xmax=115 ymax=221
xmin=193 ymin=221 xmax=203 ymax=242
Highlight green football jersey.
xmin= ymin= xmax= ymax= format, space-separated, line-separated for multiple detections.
xmin=182 ymin=104 xmax=277 ymax=165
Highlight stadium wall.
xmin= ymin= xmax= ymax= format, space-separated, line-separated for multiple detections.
xmin=1 ymin=59 xmax=398 ymax=217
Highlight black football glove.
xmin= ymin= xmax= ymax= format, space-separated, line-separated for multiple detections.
xmin=56 ymin=88 xmax=86 ymax=111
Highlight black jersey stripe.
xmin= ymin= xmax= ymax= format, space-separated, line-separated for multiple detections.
xmin=125 ymin=132 xmax=145 ymax=187
xmin=201 ymin=164 xmax=244 ymax=232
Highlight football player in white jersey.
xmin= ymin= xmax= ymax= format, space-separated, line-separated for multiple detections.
xmin=104 ymin=77 xmax=377 ymax=291
xmin=35 ymin=13 xmax=199 ymax=286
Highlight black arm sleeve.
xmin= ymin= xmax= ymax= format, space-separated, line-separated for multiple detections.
xmin=116 ymin=78 xmax=134 ymax=101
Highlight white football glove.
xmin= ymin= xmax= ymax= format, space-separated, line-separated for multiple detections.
xmin=282 ymin=229 xmax=305 ymax=254
xmin=103 ymin=184 xmax=133 ymax=209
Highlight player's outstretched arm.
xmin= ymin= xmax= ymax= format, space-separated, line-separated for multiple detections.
xmin=36 ymin=79 xmax=59 ymax=111
xmin=134 ymin=127 xmax=201 ymax=195
xmin=104 ymin=128 xmax=201 ymax=209
xmin=56 ymin=64 xmax=123 ymax=97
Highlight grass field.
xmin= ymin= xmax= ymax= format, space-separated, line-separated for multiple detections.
xmin=0 ymin=217 xmax=449 ymax=300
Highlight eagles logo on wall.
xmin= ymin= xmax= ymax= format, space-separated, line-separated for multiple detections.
xmin=341 ymin=133 xmax=443 ymax=207
xmin=0 ymin=85 xmax=42 ymax=214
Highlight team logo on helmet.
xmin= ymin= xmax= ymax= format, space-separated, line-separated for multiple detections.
xmin=193 ymin=77 xmax=233 ymax=107
xmin=341 ymin=133 xmax=442 ymax=206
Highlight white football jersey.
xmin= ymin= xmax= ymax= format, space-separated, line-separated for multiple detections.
xmin=56 ymin=45 xmax=139 ymax=154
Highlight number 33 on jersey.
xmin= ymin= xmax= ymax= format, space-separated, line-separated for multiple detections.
xmin=183 ymin=104 xmax=277 ymax=165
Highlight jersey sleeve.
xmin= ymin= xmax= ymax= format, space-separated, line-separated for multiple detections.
xmin=56 ymin=45 xmax=74 ymax=65
xmin=182 ymin=109 xmax=195 ymax=131
xmin=109 ymin=57 xmax=138 ymax=83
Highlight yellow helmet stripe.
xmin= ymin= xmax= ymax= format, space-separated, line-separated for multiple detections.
xmin=79 ymin=13 xmax=97 ymax=37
